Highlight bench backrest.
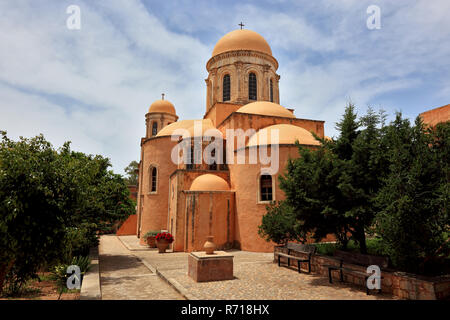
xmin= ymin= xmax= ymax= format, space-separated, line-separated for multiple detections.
xmin=286 ymin=243 xmax=317 ymax=254
xmin=334 ymin=250 xmax=389 ymax=268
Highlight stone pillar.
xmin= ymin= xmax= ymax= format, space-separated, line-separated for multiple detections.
xmin=210 ymin=68 xmax=218 ymax=106
xmin=262 ymin=64 xmax=271 ymax=101
xmin=235 ymin=62 xmax=244 ymax=104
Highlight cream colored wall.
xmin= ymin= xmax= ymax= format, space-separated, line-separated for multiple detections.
xmin=184 ymin=191 xmax=235 ymax=252
xmin=229 ymin=145 xmax=301 ymax=252
xmin=168 ymin=170 xmax=230 ymax=252
xmin=138 ymin=137 xmax=178 ymax=244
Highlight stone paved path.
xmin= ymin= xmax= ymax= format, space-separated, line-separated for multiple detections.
xmin=118 ymin=235 xmax=398 ymax=300
xmin=98 ymin=235 xmax=184 ymax=300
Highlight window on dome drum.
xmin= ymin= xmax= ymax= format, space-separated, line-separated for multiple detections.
xmin=152 ymin=122 xmax=158 ymax=136
xmin=150 ymin=167 xmax=157 ymax=192
xmin=249 ymin=73 xmax=257 ymax=100
xmin=223 ymin=74 xmax=230 ymax=102
xmin=270 ymin=79 xmax=274 ymax=102
xmin=260 ymin=174 xmax=273 ymax=201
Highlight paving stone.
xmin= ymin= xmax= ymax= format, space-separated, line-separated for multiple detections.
xmin=120 ymin=236 xmax=399 ymax=300
xmin=99 ymin=235 xmax=184 ymax=300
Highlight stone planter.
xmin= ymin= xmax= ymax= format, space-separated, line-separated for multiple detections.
xmin=156 ymin=240 xmax=170 ymax=253
xmin=146 ymin=236 xmax=156 ymax=248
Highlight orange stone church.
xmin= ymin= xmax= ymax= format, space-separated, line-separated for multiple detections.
xmin=136 ymin=29 xmax=327 ymax=252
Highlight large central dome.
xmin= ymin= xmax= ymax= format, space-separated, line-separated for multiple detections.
xmin=212 ymin=29 xmax=272 ymax=57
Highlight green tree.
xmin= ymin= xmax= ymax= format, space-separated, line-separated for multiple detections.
xmin=374 ymin=115 xmax=450 ymax=273
xmin=0 ymin=132 xmax=135 ymax=294
xmin=335 ymin=107 xmax=386 ymax=253
xmin=0 ymin=133 xmax=69 ymax=293
xmin=259 ymin=104 xmax=386 ymax=253
xmin=124 ymin=160 xmax=139 ymax=185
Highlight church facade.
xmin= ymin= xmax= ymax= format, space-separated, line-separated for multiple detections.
xmin=136 ymin=29 xmax=326 ymax=252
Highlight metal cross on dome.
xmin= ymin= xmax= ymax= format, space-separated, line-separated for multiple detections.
xmin=161 ymin=93 xmax=165 ymax=100
xmin=239 ymin=22 xmax=245 ymax=29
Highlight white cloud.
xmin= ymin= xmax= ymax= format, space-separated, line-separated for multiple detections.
xmin=0 ymin=0 xmax=211 ymax=173
xmin=0 ymin=0 xmax=448 ymax=172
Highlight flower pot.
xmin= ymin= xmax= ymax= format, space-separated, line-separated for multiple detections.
xmin=204 ymin=236 xmax=216 ymax=254
xmin=156 ymin=240 xmax=170 ymax=253
xmin=146 ymin=236 xmax=156 ymax=248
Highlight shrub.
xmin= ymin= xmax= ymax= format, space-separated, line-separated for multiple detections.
xmin=144 ymin=230 xmax=160 ymax=238
xmin=258 ymin=201 xmax=305 ymax=245
xmin=51 ymin=256 xmax=91 ymax=291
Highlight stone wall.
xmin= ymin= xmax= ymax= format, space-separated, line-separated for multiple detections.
xmin=274 ymin=246 xmax=450 ymax=300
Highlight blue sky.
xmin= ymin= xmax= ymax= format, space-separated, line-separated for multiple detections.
xmin=0 ymin=0 xmax=449 ymax=175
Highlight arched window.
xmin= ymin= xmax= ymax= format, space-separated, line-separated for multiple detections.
xmin=260 ymin=175 xmax=273 ymax=201
xmin=270 ymin=79 xmax=274 ymax=102
xmin=249 ymin=73 xmax=257 ymax=100
xmin=186 ymin=145 xmax=194 ymax=170
xmin=152 ymin=122 xmax=158 ymax=136
xmin=150 ymin=167 xmax=157 ymax=192
xmin=223 ymin=74 xmax=230 ymax=102
xmin=209 ymin=148 xmax=217 ymax=171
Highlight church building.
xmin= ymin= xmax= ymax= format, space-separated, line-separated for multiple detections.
xmin=136 ymin=28 xmax=327 ymax=252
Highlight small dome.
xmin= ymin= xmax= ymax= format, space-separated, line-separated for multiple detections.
xmin=156 ymin=120 xmax=197 ymax=137
xmin=182 ymin=119 xmax=219 ymax=139
xmin=190 ymin=174 xmax=230 ymax=191
xmin=237 ymin=101 xmax=295 ymax=118
xmin=212 ymin=29 xmax=272 ymax=57
xmin=247 ymin=124 xmax=320 ymax=147
xmin=149 ymin=99 xmax=176 ymax=115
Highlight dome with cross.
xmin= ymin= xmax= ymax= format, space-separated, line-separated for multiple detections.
xmin=211 ymin=29 xmax=273 ymax=57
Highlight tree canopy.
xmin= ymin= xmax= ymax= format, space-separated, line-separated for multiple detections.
xmin=0 ymin=132 xmax=135 ymax=293
xmin=259 ymin=104 xmax=449 ymax=273
xmin=124 ymin=160 xmax=139 ymax=185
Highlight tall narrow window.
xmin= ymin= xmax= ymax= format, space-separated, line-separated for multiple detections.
xmin=270 ymin=79 xmax=274 ymax=102
xmin=260 ymin=175 xmax=272 ymax=201
xmin=209 ymin=149 xmax=217 ymax=171
xmin=151 ymin=167 xmax=157 ymax=192
xmin=249 ymin=73 xmax=257 ymax=100
xmin=223 ymin=74 xmax=230 ymax=102
xmin=152 ymin=122 xmax=158 ymax=136
xmin=186 ymin=145 xmax=194 ymax=170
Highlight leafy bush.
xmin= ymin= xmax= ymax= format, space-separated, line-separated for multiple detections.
xmin=62 ymin=226 xmax=99 ymax=261
xmin=51 ymin=256 xmax=91 ymax=290
xmin=258 ymin=202 xmax=305 ymax=245
xmin=144 ymin=230 xmax=160 ymax=238
xmin=0 ymin=132 xmax=134 ymax=294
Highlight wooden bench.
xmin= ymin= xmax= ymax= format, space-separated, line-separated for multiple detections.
xmin=323 ymin=250 xmax=389 ymax=295
xmin=274 ymin=243 xmax=317 ymax=273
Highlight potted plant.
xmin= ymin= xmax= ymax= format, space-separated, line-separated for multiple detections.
xmin=144 ymin=230 xmax=160 ymax=248
xmin=155 ymin=232 xmax=174 ymax=253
